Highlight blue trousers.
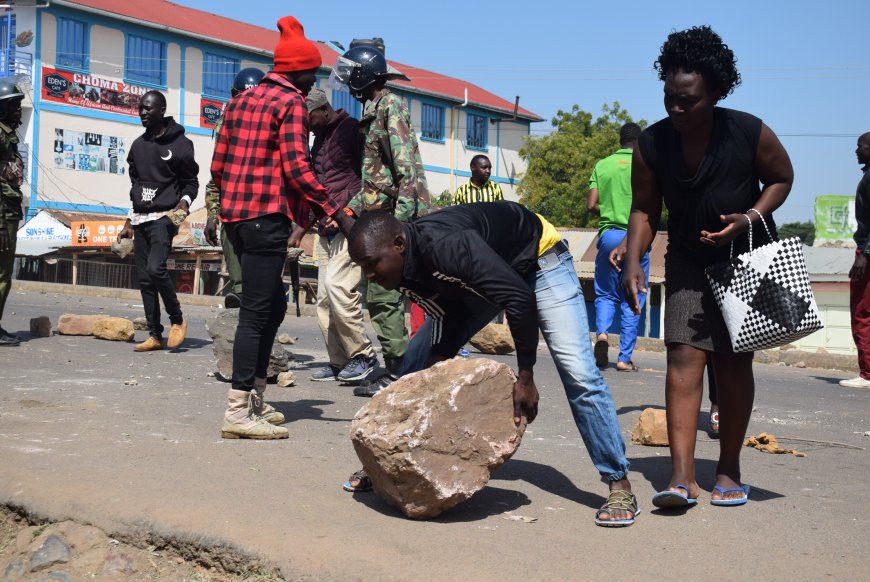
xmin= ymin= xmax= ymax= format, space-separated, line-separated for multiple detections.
xmin=402 ymin=249 xmax=629 ymax=481
xmin=594 ymin=228 xmax=649 ymax=364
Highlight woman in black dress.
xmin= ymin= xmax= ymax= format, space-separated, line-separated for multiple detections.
xmin=622 ymin=26 xmax=793 ymax=508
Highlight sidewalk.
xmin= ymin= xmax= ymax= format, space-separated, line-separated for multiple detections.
xmin=0 ymin=289 xmax=867 ymax=580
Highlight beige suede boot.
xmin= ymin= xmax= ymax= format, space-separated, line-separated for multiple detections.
xmin=221 ymin=388 xmax=288 ymax=439
xmin=252 ymin=378 xmax=285 ymax=425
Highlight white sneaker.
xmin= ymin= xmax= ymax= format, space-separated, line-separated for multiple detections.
xmin=839 ymin=376 xmax=870 ymax=389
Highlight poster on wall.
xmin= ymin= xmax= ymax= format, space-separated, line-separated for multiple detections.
xmin=814 ymin=195 xmax=857 ymax=245
xmin=42 ymin=67 xmax=147 ymax=116
xmin=200 ymin=98 xmax=225 ymax=129
xmin=53 ymin=129 xmax=126 ymax=175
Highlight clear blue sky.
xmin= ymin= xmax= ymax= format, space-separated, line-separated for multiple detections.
xmin=177 ymin=0 xmax=869 ymax=224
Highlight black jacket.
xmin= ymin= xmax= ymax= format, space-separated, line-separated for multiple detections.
xmin=128 ymin=117 xmax=199 ymax=213
xmin=400 ymin=201 xmax=543 ymax=370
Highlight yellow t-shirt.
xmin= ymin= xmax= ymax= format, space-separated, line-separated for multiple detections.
xmin=536 ymin=214 xmax=560 ymax=256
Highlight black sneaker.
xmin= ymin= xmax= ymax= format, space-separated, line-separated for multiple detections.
xmin=224 ymin=292 xmax=242 ymax=309
xmin=0 ymin=328 xmax=19 ymax=346
xmin=310 ymin=365 xmax=340 ymax=382
xmin=337 ymin=356 xmax=378 ymax=383
xmin=352 ymin=373 xmax=396 ymax=397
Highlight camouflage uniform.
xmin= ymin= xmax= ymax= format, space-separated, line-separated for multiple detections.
xmin=0 ymin=120 xmax=23 ymax=321
xmin=348 ymin=91 xmax=429 ymax=221
xmin=204 ymin=113 xmax=242 ymax=295
xmin=348 ymin=91 xmax=430 ymax=365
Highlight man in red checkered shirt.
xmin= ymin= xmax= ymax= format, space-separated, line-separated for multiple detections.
xmin=211 ymin=16 xmax=353 ymax=440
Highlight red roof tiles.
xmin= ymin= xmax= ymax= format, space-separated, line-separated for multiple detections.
xmin=56 ymin=0 xmax=541 ymax=120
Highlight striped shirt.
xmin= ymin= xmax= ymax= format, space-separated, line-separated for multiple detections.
xmin=452 ymin=180 xmax=504 ymax=205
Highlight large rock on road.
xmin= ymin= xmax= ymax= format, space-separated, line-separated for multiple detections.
xmin=350 ymin=357 xmax=526 ymax=519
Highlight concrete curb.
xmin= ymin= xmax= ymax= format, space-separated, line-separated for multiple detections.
xmin=595 ymin=332 xmax=859 ymax=374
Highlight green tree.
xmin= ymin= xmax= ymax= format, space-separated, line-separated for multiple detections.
xmin=778 ymin=221 xmax=815 ymax=245
xmin=518 ymin=103 xmax=646 ymax=228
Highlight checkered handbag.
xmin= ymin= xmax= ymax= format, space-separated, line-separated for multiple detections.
xmin=704 ymin=210 xmax=823 ymax=352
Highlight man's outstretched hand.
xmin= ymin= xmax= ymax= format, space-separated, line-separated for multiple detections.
xmin=204 ymin=218 xmax=219 ymax=246
xmin=513 ymin=369 xmax=539 ymax=425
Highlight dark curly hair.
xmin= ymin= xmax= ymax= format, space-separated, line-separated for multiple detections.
xmin=654 ymin=25 xmax=741 ymax=99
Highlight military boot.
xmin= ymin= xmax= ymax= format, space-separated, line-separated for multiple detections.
xmin=221 ymin=388 xmax=288 ymax=439
xmin=252 ymin=377 xmax=285 ymax=425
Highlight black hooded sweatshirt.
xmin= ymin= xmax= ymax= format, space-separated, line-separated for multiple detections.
xmin=127 ymin=117 xmax=199 ymax=213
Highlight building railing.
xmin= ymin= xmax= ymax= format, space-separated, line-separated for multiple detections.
xmin=0 ymin=48 xmax=32 ymax=82
xmin=16 ymin=257 xmax=137 ymax=290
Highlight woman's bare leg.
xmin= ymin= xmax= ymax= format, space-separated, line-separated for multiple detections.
xmin=663 ymin=344 xmax=708 ymax=498
xmin=710 ymin=351 xmax=755 ymax=500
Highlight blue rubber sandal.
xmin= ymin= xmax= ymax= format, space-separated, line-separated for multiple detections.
xmin=342 ymin=469 xmax=373 ymax=493
xmin=711 ymin=484 xmax=750 ymax=506
xmin=652 ymin=485 xmax=698 ymax=508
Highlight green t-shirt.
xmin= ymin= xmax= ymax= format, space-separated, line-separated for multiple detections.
xmin=588 ymin=148 xmax=633 ymax=234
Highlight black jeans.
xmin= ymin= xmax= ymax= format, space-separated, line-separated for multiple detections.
xmin=133 ymin=217 xmax=182 ymax=339
xmin=225 ymin=213 xmax=289 ymax=391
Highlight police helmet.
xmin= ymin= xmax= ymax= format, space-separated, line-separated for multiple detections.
xmin=231 ymin=67 xmax=265 ymax=96
xmin=0 ymin=80 xmax=24 ymax=119
xmin=330 ymin=45 xmax=388 ymax=93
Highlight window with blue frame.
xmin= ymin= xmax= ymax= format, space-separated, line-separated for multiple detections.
xmin=466 ymin=113 xmax=487 ymax=149
xmin=331 ymin=86 xmax=360 ymax=119
xmin=202 ymin=53 xmax=238 ymax=99
xmin=56 ymin=17 xmax=88 ymax=70
xmin=125 ymin=34 xmax=166 ymax=86
xmin=421 ymin=103 xmax=444 ymax=141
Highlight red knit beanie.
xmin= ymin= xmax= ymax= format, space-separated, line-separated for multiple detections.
xmin=273 ymin=16 xmax=322 ymax=73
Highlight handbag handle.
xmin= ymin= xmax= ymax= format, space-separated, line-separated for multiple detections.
xmin=748 ymin=208 xmax=774 ymax=241
xmin=729 ymin=208 xmax=773 ymax=261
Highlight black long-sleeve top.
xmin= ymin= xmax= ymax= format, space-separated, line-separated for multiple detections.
xmin=399 ymin=201 xmax=543 ymax=370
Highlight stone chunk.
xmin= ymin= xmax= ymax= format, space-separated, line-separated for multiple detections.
xmin=351 ymin=357 xmax=526 ymax=519
xmin=631 ymin=408 xmax=668 ymax=446
xmin=29 ymin=316 xmax=52 ymax=338
xmin=132 ymin=317 xmax=148 ymax=331
xmin=57 ymin=314 xmax=108 ymax=336
xmin=92 ymin=317 xmax=134 ymax=342
xmin=111 ymin=238 xmax=134 ymax=259
xmin=3 ymin=557 xmax=27 ymax=578
xmin=205 ymin=310 xmax=293 ymax=381
xmin=29 ymin=535 xmax=70 ymax=572
xmin=469 ymin=323 xmax=516 ymax=355
xmin=277 ymin=371 xmax=296 ymax=387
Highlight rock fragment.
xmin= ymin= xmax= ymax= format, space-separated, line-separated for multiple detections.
xmin=205 ymin=310 xmax=293 ymax=381
xmin=92 ymin=317 xmax=134 ymax=342
xmin=57 ymin=314 xmax=107 ymax=336
xmin=30 ymin=316 xmax=52 ymax=338
xmin=29 ymin=535 xmax=71 ymax=572
xmin=469 ymin=323 xmax=515 ymax=355
xmin=277 ymin=371 xmax=296 ymax=387
xmin=631 ymin=408 xmax=668 ymax=446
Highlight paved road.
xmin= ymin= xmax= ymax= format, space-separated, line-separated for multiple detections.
xmin=0 ymin=289 xmax=867 ymax=581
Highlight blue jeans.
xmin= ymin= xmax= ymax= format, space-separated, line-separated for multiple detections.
xmin=594 ymin=228 xmax=650 ymax=364
xmin=402 ymin=249 xmax=629 ymax=482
